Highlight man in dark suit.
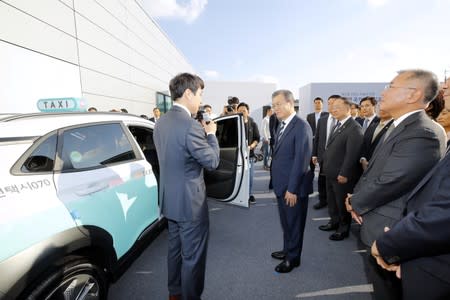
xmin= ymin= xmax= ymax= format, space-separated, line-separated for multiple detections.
xmin=306 ymin=97 xmax=329 ymax=136
xmin=307 ymin=97 xmax=329 ymax=202
xmin=346 ymin=69 xmax=447 ymax=299
xmin=369 ymin=76 xmax=450 ymax=300
xmin=359 ymin=96 xmax=379 ymax=133
xmin=311 ymin=95 xmax=340 ymax=209
xmin=358 ymin=96 xmax=380 ymax=170
xmin=153 ymin=73 xmax=220 ymax=300
xmin=149 ymin=107 xmax=161 ymax=123
xmin=319 ymin=96 xmax=363 ymax=240
xmin=270 ymin=89 xmax=313 ymax=273
xmin=360 ymin=109 xmax=393 ymax=170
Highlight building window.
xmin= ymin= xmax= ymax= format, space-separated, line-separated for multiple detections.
xmin=156 ymin=92 xmax=172 ymax=113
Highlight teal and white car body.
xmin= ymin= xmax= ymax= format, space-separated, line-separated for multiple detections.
xmin=0 ymin=112 xmax=249 ymax=300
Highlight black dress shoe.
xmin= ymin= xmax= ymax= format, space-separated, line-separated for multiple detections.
xmin=318 ymin=223 xmax=339 ymax=231
xmin=275 ymin=259 xmax=300 ymax=273
xmin=329 ymin=231 xmax=349 ymax=241
xmin=313 ymin=202 xmax=327 ymax=209
xmin=271 ymin=251 xmax=286 ymax=260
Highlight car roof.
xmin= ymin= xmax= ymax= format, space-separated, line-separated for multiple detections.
xmin=0 ymin=112 xmax=153 ymax=138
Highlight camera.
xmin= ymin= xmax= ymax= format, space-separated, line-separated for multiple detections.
xmin=195 ymin=106 xmax=211 ymax=123
xmin=226 ymin=97 xmax=240 ymax=113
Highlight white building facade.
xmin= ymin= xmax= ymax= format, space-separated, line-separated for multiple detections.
xmin=0 ymin=0 xmax=193 ymax=115
xmin=298 ymin=82 xmax=387 ymax=118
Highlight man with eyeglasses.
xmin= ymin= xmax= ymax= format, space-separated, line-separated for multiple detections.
xmin=345 ymin=69 xmax=447 ymax=299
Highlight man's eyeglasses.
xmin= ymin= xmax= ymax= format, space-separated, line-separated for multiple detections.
xmin=384 ymin=84 xmax=417 ymax=90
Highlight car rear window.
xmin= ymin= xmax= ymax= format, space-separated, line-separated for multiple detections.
xmin=61 ymin=123 xmax=136 ymax=171
xmin=21 ymin=134 xmax=57 ymax=173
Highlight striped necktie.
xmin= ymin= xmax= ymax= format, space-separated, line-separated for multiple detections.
xmin=277 ymin=121 xmax=286 ymax=141
xmin=362 ymin=118 xmax=369 ymax=132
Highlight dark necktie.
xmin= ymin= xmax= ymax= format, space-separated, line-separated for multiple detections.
xmin=331 ymin=121 xmax=341 ymax=135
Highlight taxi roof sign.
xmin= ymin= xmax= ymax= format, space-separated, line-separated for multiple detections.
xmin=37 ymin=97 xmax=86 ymax=112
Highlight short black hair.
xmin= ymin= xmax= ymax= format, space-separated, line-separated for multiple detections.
xmin=237 ymin=102 xmax=249 ymax=111
xmin=328 ymin=94 xmax=341 ymax=100
xmin=426 ymin=90 xmax=445 ymax=120
xmin=169 ymin=73 xmax=204 ymax=101
xmin=203 ymin=104 xmax=212 ymax=109
xmin=313 ymin=97 xmax=323 ymax=103
xmin=120 ymin=108 xmax=128 ymax=113
xmin=360 ymin=96 xmax=377 ymax=106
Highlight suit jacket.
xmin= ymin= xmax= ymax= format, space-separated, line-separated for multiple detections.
xmin=269 ymin=113 xmax=279 ymax=147
xmin=322 ymin=117 xmax=364 ymax=182
xmin=312 ymin=115 xmax=331 ymax=164
xmin=376 ymin=149 xmax=450 ymax=284
xmin=355 ymin=117 xmax=364 ymax=126
xmin=360 ymin=116 xmax=379 ymax=160
xmin=351 ymin=111 xmax=447 ymax=246
xmin=271 ymin=116 xmax=313 ymax=198
xmin=153 ymin=105 xmax=220 ymax=222
xmin=361 ymin=119 xmax=393 ymax=161
xmin=307 ymin=111 xmax=329 ymax=136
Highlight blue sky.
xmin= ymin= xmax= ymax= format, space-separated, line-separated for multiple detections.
xmin=142 ymin=0 xmax=450 ymax=95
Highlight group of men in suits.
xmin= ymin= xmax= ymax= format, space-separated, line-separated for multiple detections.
xmin=306 ymin=69 xmax=449 ymax=299
xmin=347 ymin=70 xmax=449 ymax=299
xmin=370 ymin=76 xmax=450 ymax=299
xmin=308 ymin=94 xmax=393 ymax=241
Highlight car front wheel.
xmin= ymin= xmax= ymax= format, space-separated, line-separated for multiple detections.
xmin=25 ymin=257 xmax=108 ymax=300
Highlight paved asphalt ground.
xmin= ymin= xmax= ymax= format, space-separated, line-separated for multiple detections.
xmin=109 ymin=163 xmax=375 ymax=299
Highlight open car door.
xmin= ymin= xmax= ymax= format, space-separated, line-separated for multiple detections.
xmin=204 ymin=114 xmax=250 ymax=208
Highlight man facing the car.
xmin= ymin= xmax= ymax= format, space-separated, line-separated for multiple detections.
xmin=153 ymin=73 xmax=219 ymax=300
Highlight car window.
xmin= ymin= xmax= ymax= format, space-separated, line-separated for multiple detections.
xmin=61 ymin=123 xmax=136 ymax=171
xmin=21 ymin=134 xmax=57 ymax=173
xmin=216 ymin=118 xmax=238 ymax=148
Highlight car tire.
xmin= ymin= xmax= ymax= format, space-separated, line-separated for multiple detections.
xmin=24 ymin=256 xmax=108 ymax=300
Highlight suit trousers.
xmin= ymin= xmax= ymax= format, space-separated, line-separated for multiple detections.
xmin=317 ymin=162 xmax=327 ymax=205
xmin=401 ymin=260 xmax=450 ymax=300
xmin=276 ymin=194 xmax=309 ymax=261
xmin=167 ymin=217 xmax=209 ymax=300
xmin=325 ymin=178 xmax=352 ymax=232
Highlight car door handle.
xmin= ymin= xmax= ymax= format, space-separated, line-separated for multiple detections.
xmin=75 ymin=182 xmax=109 ymax=196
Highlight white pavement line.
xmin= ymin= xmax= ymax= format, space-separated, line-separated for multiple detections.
xmin=312 ymin=217 xmax=331 ymax=221
xmin=209 ymin=208 xmax=223 ymax=212
xmin=295 ymin=284 xmax=373 ymax=298
xmin=253 ymin=193 xmax=275 ymax=199
xmin=135 ymin=271 xmax=153 ymax=275
xmin=353 ymin=249 xmax=368 ymax=253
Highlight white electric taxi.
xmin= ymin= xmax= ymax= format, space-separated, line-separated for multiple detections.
xmin=0 ymin=112 xmax=249 ymax=300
